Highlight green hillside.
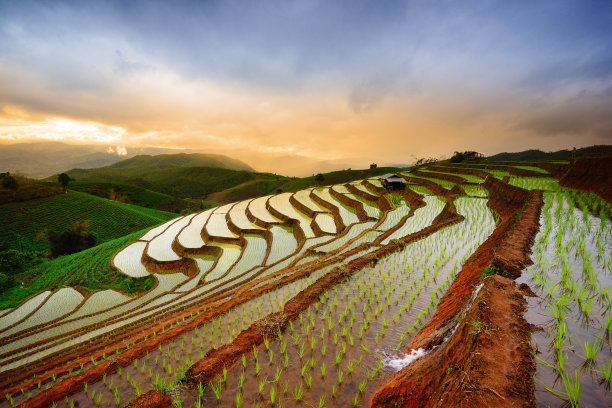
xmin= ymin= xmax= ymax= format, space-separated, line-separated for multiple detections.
xmin=206 ymin=167 xmax=402 ymax=204
xmin=0 ymin=190 xmax=176 ymax=252
xmin=43 ymin=180 xmax=202 ymax=213
xmin=105 ymin=152 xmax=254 ymax=171
xmin=58 ymin=165 xmax=256 ymax=199
xmin=0 ymin=231 xmax=154 ymax=308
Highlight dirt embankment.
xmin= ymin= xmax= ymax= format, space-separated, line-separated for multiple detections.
xmin=401 ymin=175 xmax=450 ymax=197
xmin=427 ymin=165 xmax=490 ymax=180
xmin=483 ymin=176 xmax=529 ymax=219
xmin=559 ymin=156 xmax=612 ymax=203
xmin=372 ymin=275 xmax=536 ymax=408
xmin=370 ymin=184 xmax=543 ymax=408
xmin=411 ymin=169 xmax=467 ymax=185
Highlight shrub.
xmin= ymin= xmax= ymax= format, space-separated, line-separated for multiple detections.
xmin=450 ymin=152 xmax=465 ymax=163
xmin=44 ymin=221 xmax=97 ymax=257
xmin=0 ymin=272 xmax=16 ymax=293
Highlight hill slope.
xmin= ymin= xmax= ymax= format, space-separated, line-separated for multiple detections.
xmin=0 ymin=190 xmax=176 ymax=252
xmin=54 ymin=153 xmax=257 ymax=199
xmin=0 ymin=142 xmax=187 ymax=178
xmin=43 ymin=180 xmax=201 ymax=213
xmin=105 ymin=152 xmax=254 ymax=172
xmin=487 ymin=145 xmax=612 ymax=161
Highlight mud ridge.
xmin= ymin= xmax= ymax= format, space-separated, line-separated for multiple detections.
xmin=370 ymin=186 xmax=543 ymax=408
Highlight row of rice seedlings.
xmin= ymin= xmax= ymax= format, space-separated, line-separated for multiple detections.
xmin=518 ymin=188 xmax=612 ymax=408
xmin=512 ymin=165 xmax=550 ymax=174
xmin=380 ymin=196 xmax=445 ymax=245
xmin=402 ymin=173 xmax=456 ymax=189
xmin=462 ymin=184 xmax=488 ymax=197
xmin=419 ymin=168 xmax=484 ymax=184
xmin=508 ymin=176 xmax=558 ymax=191
xmin=407 ymin=184 xmax=433 ymax=196
xmin=51 ymin=265 xmax=336 ymax=408
xmin=179 ymin=197 xmax=495 ymax=407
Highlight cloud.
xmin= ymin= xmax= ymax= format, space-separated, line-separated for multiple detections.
xmin=514 ymin=86 xmax=612 ymax=139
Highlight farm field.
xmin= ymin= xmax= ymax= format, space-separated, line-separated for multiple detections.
xmin=0 ymin=191 xmax=175 ymax=252
xmin=0 ymin=157 xmax=610 ymax=408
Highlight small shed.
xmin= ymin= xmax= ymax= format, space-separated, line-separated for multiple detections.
xmin=379 ymin=173 xmax=407 ymax=190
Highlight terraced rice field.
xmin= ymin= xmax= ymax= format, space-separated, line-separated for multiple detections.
xmin=1 ymin=160 xmax=610 ymax=408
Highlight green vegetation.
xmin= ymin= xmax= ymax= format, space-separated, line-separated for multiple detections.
xmin=0 ymin=231 xmax=155 ymax=308
xmin=44 ymin=180 xmax=202 ymax=212
xmin=450 ymin=151 xmax=466 ymax=163
xmin=385 ymin=194 xmax=405 ymax=209
xmin=60 ymin=166 xmax=256 ymax=199
xmin=480 ymin=265 xmax=500 ymax=277
xmin=0 ymin=190 xmax=175 ymax=252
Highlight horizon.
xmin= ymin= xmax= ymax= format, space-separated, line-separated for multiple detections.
xmin=1 ymin=0 xmax=611 ymax=173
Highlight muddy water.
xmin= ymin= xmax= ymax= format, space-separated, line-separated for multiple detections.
xmin=517 ymin=190 xmax=612 ymax=407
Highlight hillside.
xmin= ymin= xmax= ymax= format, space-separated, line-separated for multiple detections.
xmin=487 ymin=144 xmax=612 ymax=161
xmin=206 ymin=166 xmax=402 ymax=204
xmin=0 ymin=190 xmax=176 ymax=253
xmin=53 ymin=153 xmax=257 ymax=199
xmin=0 ymin=231 xmax=155 ymax=308
xmin=42 ymin=180 xmax=202 ymax=213
xmin=0 ymin=142 xmax=188 ymax=178
xmin=104 ymin=152 xmax=254 ymax=172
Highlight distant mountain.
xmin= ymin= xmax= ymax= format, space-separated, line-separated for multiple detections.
xmin=105 ymin=153 xmax=254 ymax=172
xmin=0 ymin=142 xmax=191 ymax=178
xmin=50 ymin=153 xmax=257 ymax=199
xmin=487 ymin=145 xmax=612 ymax=162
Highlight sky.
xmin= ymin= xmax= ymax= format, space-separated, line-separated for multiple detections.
xmin=0 ymin=0 xmax=611 ymax=173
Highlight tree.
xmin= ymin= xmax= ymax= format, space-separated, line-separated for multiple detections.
xmin=44 ymin=221 xmax=97 ymax=257
xmin=58 ymin=173 xmax=71 ymax=191
xmin=315 ymin=173 xmax=324 ymax=183
xmin=450 ymin=152 xmax=465 ymax=163
xmin=1 ymin=173 xmax=18 ymax=191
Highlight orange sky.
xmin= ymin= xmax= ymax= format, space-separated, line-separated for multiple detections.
xmin=1 ymin=1 xmax=610 ymax=174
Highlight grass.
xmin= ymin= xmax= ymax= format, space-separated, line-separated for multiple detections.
xmin=0 ymin=190 xmax=175 ymax=252
xmin=43 ymin=180 xmax=201 ymax=213
xmin=0 ymin=230 xmax=155 ymax=308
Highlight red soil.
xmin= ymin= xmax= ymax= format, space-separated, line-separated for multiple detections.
xmin=126 ymin=389 xmax=173 ymax=408
xmin=371 ymin=275 xmax=536 ymax=408
xmin=370 ymin=184 xmax=543 ymax=408
xmin=401 ymin=175 xmax=449 ymax=197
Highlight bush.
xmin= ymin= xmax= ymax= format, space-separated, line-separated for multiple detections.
xmin=450 ymin=152 xmax=465 ymax=163
xmin=1 ymin=173 xmax=18 ymax=191
xmin=0 ymin=250 xmax=31 ymax=275
xmin=44 ymin=221 xmax=98 ymax=257
xmin=0 ymin=272 xmax=16 ymax=293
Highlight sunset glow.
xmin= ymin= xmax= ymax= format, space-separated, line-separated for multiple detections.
xmin=0 ymin=0 xmax=610 ymax=173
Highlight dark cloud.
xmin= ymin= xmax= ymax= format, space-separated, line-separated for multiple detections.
xmin=514 ymin=86 xmax=612 ymax=139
